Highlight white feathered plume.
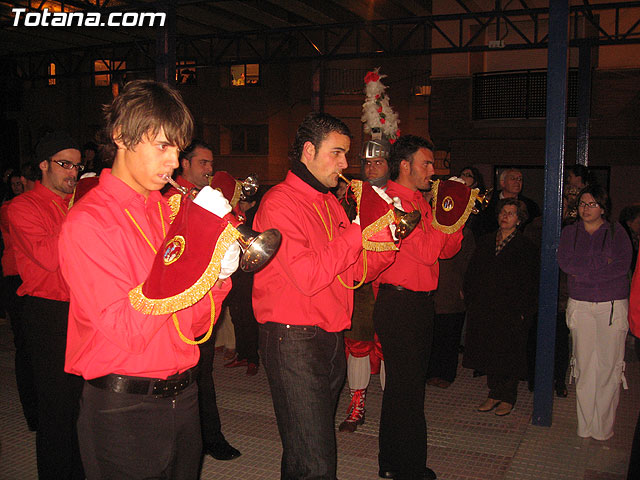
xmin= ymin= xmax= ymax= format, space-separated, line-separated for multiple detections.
xmin=361 ymin=68 xmax=401 ymax=143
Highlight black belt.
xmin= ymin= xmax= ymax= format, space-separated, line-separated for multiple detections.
xmin=379 ymin=283 xmax=434 ymax=296
xmin=88 ymin=366 xmax=198 ymax=398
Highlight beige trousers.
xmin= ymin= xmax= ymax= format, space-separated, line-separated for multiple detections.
xmin=567 ymin=298 xmax=628 ymax=440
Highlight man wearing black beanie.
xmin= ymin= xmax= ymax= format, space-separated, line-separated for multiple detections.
xmin=7 ymin=131 xmax=85 ymax=479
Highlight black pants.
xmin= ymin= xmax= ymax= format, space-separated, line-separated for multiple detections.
xmin=427 ymin=311 xmax=465 ymax=383
xmin=22 ymin=296 xmax=84 ymax=480
xmin=527 ymin=311 xmax=570 ymax=386
xmin=227 ymin=271 xmax=259 ymax=364
xmin=487 ymin=373 xmax=519 ymax=405
xmin=78 ymin=381 xmax=201 ymax=480
xmin=629 ymin=409 xmax=640 ymax=480
xmin=374 ymin=287 xmax=434 ymax=480
xmin=197 ymin=332 xmax=226 ymax=448
xmin=4 ymin=275 xmax=37 ymax=428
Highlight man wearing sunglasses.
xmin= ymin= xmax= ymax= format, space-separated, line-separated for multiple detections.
xmin=6 ymin=131 xmax=85 ymax=479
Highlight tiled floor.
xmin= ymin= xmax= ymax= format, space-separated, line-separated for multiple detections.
xmin=0 ymin=318 xmax=637 ymax=480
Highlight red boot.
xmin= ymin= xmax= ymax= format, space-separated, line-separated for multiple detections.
xmin=338 ymin=388 xmax=366 ymax=433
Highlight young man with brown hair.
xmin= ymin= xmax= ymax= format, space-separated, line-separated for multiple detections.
xmin=59 ymin=79 xmax=240 ymax=479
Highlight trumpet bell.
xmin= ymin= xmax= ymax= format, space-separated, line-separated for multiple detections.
xmin=235 ymin=224 xmax=282 ymax=272
xmin=471 ymin=188 xmax=493 ymax=215
xmin=241 ymin=174 xmax=259 ymax=199
xmin=394 ymin=208 xmax=421 ymax=239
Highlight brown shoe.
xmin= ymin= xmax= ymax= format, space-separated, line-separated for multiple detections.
xmin=477 ymin=398 xmax=501 ymax=412
xmin=224 ymin=357 xmax=247 ymax=368
xmin=495 ymin=402 xmax=514 ymax=416
xmin=246 ymin=363 xmax=258 ymax=376
xmin=435 ymin=379 xmax=451 ymax=389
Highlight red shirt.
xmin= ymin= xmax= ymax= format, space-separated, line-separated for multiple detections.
xmin=59 ymin=170 xmax=231 ymax=380
xmin=630 ymin=255 xmax=640 ymax=338
xmin=375 ymin=180 xmax=463 ymax=292
xmin=6 ymin=181 xmax=70 ymax=300
xmin=252 ymin=171 xmax=395 ymax=332
xmin=1 ymin=201 xmax=18 ymax=276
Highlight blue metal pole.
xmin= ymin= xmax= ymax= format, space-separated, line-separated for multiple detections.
xmin=576 ymin=40 xmax=592 ymax=167
xmin=532 ymin=0 xmax=568 ymax=427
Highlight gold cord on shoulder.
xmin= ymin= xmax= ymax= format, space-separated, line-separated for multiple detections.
xmin=313 ymin=200 xmax=368 ymax=290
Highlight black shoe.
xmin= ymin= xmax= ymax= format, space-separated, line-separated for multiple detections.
xmin=555 ymin=380 xmax=568 ymax=398
xmin=378 ymin=467 xmax=437 ymax=479
xmin=472 ymin=370 xmax=485 ymax=378
xmin=204 ymin=441 xmax=241 ymax=461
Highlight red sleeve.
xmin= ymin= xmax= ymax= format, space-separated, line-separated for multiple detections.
xmin=439 ymin=228 xmax=465 ymax=260
xmin=253 ymin=192 xmax=363 ymax=297
xmin=630 ymin=255 xmax=640 ymax=338
xmin=59 ymin=209 xmax=230 ymax=354
xmin=7 ymin=197 xmax=62 ymax=273
xmin=353 ymin=229 xmax=397 ymax=283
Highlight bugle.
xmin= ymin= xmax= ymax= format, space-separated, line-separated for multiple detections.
xmin=338 ymin=174 xmax=421 ymax=239
xmin=163 ymin=175 xmax=282 ymax=272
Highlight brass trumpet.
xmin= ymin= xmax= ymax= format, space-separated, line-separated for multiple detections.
xmin=471 ymin=188 xmax=493 ymax=215
xmin=338 ymin=174 xmax=421 ymax=240
xmin=163 ymin=175 xmax=282 ymax=273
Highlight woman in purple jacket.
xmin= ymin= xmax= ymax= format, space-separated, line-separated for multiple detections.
xmin=558 ymin=184 xmax=632 ymax=441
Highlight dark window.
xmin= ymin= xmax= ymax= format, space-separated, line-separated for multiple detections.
xmin=48 ymin=62 xmax=56 ymax=86
xmin=230 ymin=64 xmax=260 ymax=86
xmin=220 ymin=125 xmax=268 ymax=154
xmin=473 ymin=69 xmax=578 ymax=120
xmin=94 ymin=59 xmax=126 ymax=87
xmin=176 ymin=60 xmax=197 ymax=85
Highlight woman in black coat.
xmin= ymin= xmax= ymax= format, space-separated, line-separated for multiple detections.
xmin=463 ymin=198 xmax=539 ymax=416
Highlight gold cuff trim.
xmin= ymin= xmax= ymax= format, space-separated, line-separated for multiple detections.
xmin=128 ymin=223 xmax=241 ymax=314
xmin=168 ymin=194 xmax=182 ymax=224
xmin=362 ymin=209 xmax=398 ymax=252
xmin=231 ymin=181 xmax=242 ymax=208
xmin=431 ymin=180 xmax=478 ymax=234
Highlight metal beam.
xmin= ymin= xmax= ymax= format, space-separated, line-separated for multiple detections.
xmin=533 ymin=0 xmax=568 ymax=428
xmin=3 ymin=2 xmax=639 ymax=79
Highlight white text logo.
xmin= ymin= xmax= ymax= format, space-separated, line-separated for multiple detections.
xmin=12 ymin=8 xmax=166 ymax=27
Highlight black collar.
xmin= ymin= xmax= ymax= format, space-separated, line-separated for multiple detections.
xmin=291 ymin=160 xmax=329 ymax=194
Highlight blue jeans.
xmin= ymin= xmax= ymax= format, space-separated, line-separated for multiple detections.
xmin=260 ymin=322 xmax=346 ymax=480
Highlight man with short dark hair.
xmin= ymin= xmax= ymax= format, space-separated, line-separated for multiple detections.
xmin=164 ymin=139 xmax=241 ymax=462
xmin=253 ymin=112 xmax=395 ymax=479
xmin=373 ymin=134 xmax=463 ymax=480
xmin=165 ymin=139 xmax=214 ymax=195
xmin=59 ymin=80 xmax=239 ymax=479
xmin=7 ymin=131 xmax=85 ymax=479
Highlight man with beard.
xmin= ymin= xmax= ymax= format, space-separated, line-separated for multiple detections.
xmin=373 ymin=135 xmax=463 ymax=480
xmin=7 ymin=131 xmax=85 ymax=479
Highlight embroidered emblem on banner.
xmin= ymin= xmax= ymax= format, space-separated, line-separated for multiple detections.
xmin=442 ymin=196 xmax=454 ymax=212
xmin=163 ymin=235 xmax=186 ymax=265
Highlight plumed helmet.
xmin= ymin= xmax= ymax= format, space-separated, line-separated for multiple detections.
xmin=360 ymin=138 xmax=391 ymax=161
